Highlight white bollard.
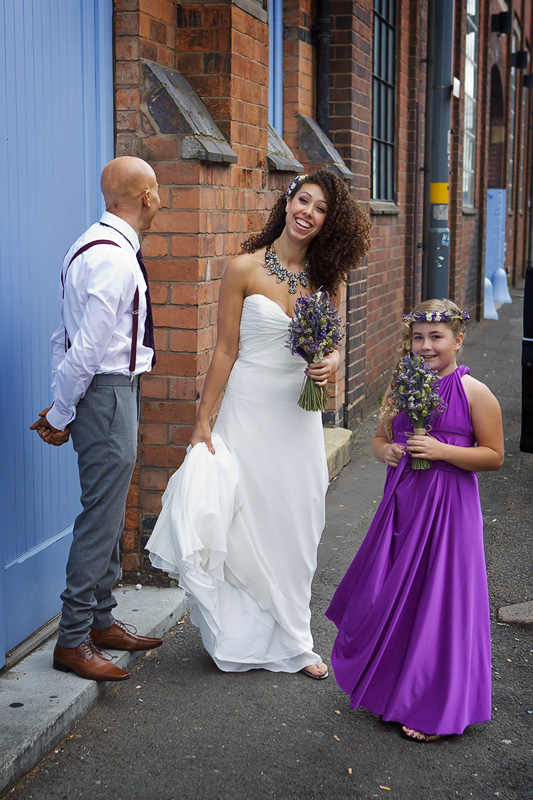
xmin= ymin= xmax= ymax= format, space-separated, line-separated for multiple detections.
xmin=492 ymin=267 xmax=512 ymax=304
xmin=484 ymin=277 xmax=499 ymax=319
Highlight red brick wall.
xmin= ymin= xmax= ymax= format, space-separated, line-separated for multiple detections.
xmin=115 ymin=0 xmax=272 ymax=579
xmin=281 ymin=0 xmax=348 ymax=424
xmin=329 ymin=0 xmax=371 ymax=426
xmin=488 ymin=63 xmax=505 ymax=189
xmin=485 ymin=0 xmax=533 ymax=288
xmin=283 ymin=0 xmax=315 ymax=151
xmin=510 ymin=0 xmax=532 ymax=284
xmin=113 ymin=0 xmax=533 ymax=580
xmin=116 ymin=0 xmax=180 ymax=576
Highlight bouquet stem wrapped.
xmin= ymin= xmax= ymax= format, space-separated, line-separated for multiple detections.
xmin=412 ymin=428 xmax=431 ymax=470
xmin=298 ymin=361 xmax=329 ymax=412
xmin=286 ymin=290 xmax=344 ymax=412
xmin=391 ymin=354 xmax=447 ymax=470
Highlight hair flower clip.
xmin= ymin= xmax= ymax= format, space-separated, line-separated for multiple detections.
xmin=285 ymin=174 xmax=309 ymax=199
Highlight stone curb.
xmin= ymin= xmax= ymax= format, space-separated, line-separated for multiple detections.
xmin=0 ymin=586 xmax=187 ymax=797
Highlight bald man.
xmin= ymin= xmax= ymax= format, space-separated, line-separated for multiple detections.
xmin=31 ymin=157 xmax=163 ymax=680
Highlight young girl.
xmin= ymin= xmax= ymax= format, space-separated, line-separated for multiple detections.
xmin=326 ymin=299 xmax=504 ymax=741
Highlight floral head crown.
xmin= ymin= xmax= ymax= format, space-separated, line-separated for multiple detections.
xmin=403 ymin=308 xmax=470 ymax=326
xmin=285 ymin=174 xmax=309 ymax=198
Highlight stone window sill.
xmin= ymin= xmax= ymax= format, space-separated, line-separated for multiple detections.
xmin=176 ymin=0 xmax=267 ymax=24
xmin=369 ymin=201 xmax=401 ymax=215
xmin=298 ymin=115 xmax=354 ymax=179
xmin=144 ymin=62 xmax=237 ymax=165
xmin=267 ymin=125 xmax=304 ymax=172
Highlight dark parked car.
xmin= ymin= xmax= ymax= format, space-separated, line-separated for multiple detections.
xmin=520 ymin=266 xmax=533 ymax=453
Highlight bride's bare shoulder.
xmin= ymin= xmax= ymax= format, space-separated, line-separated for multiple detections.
xmin=223 ymin=249 xmax=267 ymax=284
xmin=229 ymin=249 xmax=266 ymax=270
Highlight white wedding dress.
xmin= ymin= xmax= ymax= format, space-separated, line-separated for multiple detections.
xmin=146 ymin=294 xmax=329 ymax=671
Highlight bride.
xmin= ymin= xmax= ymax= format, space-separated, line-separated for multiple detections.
xmin=147 ymin=170 xmax=371 ymax=677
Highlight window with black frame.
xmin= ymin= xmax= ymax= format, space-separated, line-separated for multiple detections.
xmin=463 ymin=0 xmax=478 ymax=208
xmin=372 ymin=0 xmax=396 ymax=202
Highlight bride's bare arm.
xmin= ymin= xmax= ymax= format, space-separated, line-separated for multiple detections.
xmin=190 ymin=256 xmax=252 ymax=452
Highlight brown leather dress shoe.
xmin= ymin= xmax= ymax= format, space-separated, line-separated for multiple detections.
xmin=53 ymin=640 xmax=130 ymax=681
xmin=90 ymin=620 xmax=163 ymax=651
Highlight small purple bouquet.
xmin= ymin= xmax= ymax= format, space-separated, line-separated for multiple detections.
xmin=391 ymin=353 xmax=446 ymax=469
xmin=286 ymin=290 xmax=344 ymax=412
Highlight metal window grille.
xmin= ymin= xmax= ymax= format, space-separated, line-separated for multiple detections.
xmin=371 ymin=0 xmax=396 ymax=201
xmin=462 ymin=0 xmax=478 ymax=207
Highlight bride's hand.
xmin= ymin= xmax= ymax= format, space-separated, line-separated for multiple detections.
xmin=306 ymin=351 xmax=341 ymax=387
xmin=190 ymin=420 xmax=215 ymax=454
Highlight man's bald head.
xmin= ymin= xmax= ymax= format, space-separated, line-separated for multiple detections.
xmin=100 ymin=157 xmax=160 ymax=234
xmin=101 ymin=157 xmax=156 ymax=208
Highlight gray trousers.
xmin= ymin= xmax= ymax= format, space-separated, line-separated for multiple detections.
xmin=57 ymin=374 xmax=139 ymax=648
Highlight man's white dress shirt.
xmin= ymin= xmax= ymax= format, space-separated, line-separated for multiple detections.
xmin=47 ymin=211 xmax=153 ymax=431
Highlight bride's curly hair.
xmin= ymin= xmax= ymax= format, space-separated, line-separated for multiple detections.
xmin=240 ymin=170 xmax=371 ymax=294
xmin=379 ymin=299 xmax=468 ymax=440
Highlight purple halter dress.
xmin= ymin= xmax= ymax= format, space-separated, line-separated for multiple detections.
xmin=326 ymin=366 xmax=491 ymax=736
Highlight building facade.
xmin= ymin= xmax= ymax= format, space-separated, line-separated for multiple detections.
xmin=114 ymin=0 xmax=532 ymax=580
xmin=2 ymin=0 xmax=532 ymax=660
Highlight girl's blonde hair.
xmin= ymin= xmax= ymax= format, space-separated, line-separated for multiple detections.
xmin=379 ymin=299 xmax=469 ymax=440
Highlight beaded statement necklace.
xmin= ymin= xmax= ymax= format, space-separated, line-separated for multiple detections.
xmin=264 ymin=243 xmax=310 ymax=294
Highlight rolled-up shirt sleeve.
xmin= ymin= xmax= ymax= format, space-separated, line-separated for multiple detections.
xmin=47 ymin=251 xmax=137 ymax=431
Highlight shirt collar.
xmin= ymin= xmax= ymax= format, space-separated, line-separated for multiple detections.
xmin=99 ymin=211 xmax=140 ymax=253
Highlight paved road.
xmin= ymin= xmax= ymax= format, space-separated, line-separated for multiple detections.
xmin=5 ymin=291 xmax=532 ymax=800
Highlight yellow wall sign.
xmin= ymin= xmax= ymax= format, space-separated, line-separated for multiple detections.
xmin=430 ymin=182 xmax=449 ymax=204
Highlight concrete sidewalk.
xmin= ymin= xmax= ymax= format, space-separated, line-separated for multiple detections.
xmin=1 ymin=285 xmax=530 ymax=798
xmin=0 ymin=587 xmax=187 ymax=795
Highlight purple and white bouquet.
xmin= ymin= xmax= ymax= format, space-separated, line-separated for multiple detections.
xmin=391 ymin=353 xmax=446 ymax=469
xmin=286 ymin=290 xmax=344 ymax=412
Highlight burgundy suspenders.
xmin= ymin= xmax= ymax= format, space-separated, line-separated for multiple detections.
xmin=62 ymin=240 xmax=119 ymax=293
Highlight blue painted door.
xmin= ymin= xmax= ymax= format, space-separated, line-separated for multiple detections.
xmin=0 ymin=0 xmax=114 ymax=666
xmin=485 ymin=189 xmax=507 ymax=282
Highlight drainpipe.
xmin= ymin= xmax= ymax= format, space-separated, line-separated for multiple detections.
xmin=422 ymin=0 xmax=455 ymax=299
xmin=412 ymin=101 xmax=421 ymax=308
xmin=314 ymin=0 xmax=330 ymax=136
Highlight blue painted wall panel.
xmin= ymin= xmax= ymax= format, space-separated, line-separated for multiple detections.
xmin=0 ymin=0 xmax=113 ymax=658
